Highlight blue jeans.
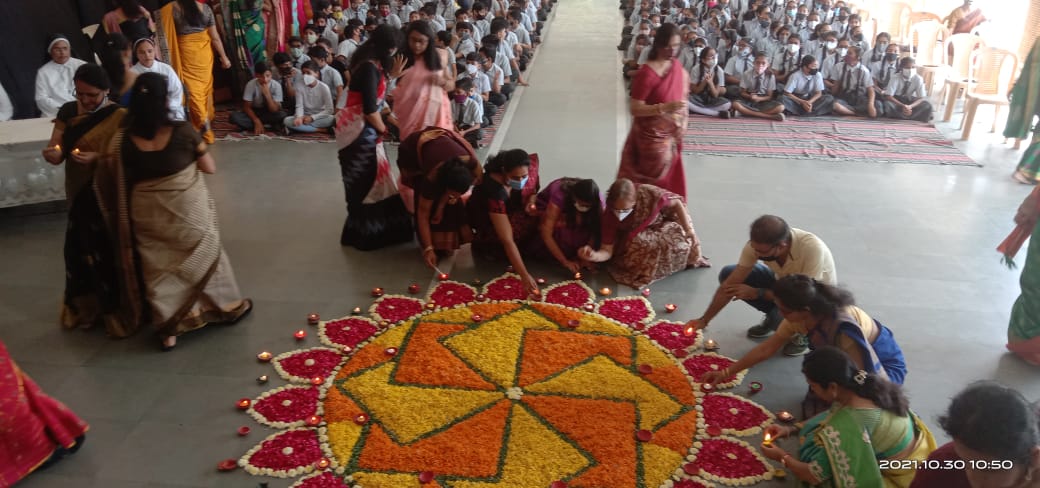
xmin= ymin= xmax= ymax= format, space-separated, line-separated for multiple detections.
xmin=719 ymin=263 xmax=783 ymax=330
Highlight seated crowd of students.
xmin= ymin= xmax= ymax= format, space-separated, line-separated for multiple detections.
xmin=619 ymin=0 xmax=933 ymax=122
xmin=227 ymin=0 xmax=543 ymax=143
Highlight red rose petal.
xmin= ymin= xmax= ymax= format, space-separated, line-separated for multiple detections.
xmin=217 ymin=459 xmax=238 ymax=471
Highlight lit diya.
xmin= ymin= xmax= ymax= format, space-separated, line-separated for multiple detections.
xmin=315 ymin=458 xmax=331 ymax=470
xmin=408 ymin=283 xmax=420 ymax=294
xmin=351 ymin=307 xmax=362 ymax=315
xmin=306 ymin=313 xmax=320 ymax=325
xmin=217 ymin=459 xmax=239 ymax=471
xmin=573 ymin=272 xmax=583 ymax=280
xmin=236 ymin=398 xmax=251 ymax=410
xmin=701 ymin=382 xmax=714 ymax=392
xmin=256 ymin=351 xmax=273 ymax=362
xmin=310 ymin=376 xmax=324 ymax=386
xmin=471 ymin=314 xmax=483 ymax=322
xmin=256 ymin=375 xmax=269 ymax=384
xmin=664 ymin=303 xmax=677 ymax=313
xmin=371 ymin=287 xmax=385 ymax=297
xmin=294 ymin=330 xmax=307 ymax=340
xmin=565 ymin=319 xmax=580 ymax=328
xmin=536 ymin=277 xmax=546 ymax=285
xmin=683 ymin=326 xmax=696 ymax=337
xmin=582 ymin=303 xmax=596 ymax=312
xmin=598 ymin=287 xmax=611 ymax=296
xmin=749 ymin=381 xmax=764 ymax=394
xmin=437 ymin=273 xmax=449 ymax=281
xmin=306 ymin=415 xmax=322 ymax=426
xmin=704 ymin=338 xmax=719 ymax=351
xmin=641 ymin=288 xmax=651 ymax=297
xmin=385 ymin=347 xmax=398 ymax=356
xmin=353 ymin=414 xmax=369 ymax=425
xmin=777 ymin=411 xmax=795 ymax=423
xmin=237 ymin=426 xmax=251 ymax=436
xmin=475 ymin=293 xmax=487 ymax=302
xmin=762 ymin=432 xmax=774 ymax=448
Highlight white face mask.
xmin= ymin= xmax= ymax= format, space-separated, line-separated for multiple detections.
xmin=616 ymin=209 xmax=634 ymax=221
xmin=807 ymin=20 xmax=819 ymax=29
xmin=693 ymin=46 xmax=703 ymax=56
xmin=825 ymin=40 xmax=837 ymax=50
xmin=706 ymin=56 xmax=717 ymax=67
xmin=787 ymin=43 xmax=799 ymax=54
xmin=467 ymin=63 xmax=478 ymax=74
xmin=901 ymin=68 xmax=914 ymax=78
xmin=305 ymin=34 xmax=318 ymax=44
xmin=837 ymin=47 xmax=848 ymax=57
xmin=290 ymin=47 xmax=304 ymax=58
xmin=303 ymin=74 xmax=317 ymax=85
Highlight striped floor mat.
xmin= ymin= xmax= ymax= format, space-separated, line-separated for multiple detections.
xmin=681 ymin=116 xmax=979 ymax=166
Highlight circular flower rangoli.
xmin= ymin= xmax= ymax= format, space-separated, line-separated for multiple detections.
xmin=239 ymin=274 xmax=776 ymax=487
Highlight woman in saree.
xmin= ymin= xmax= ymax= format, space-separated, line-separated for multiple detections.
xmin=40 ymin=64 xmax=128 ymax=334
xmin=102 ymin=0 xmax=155 ymax=45
xmin=944 ymin=0 xmax=985 ymax=35
xmin=703 ymin=274 xmax=908 ymax=417
xmin=1006 ymin=186 xmax=1040 ymax=364
xmin=229 ymin=0 xmax=269 ymax=71
xmin=466 ymin=149 xmax=540 ymax=295
xmin=337 ymin=25 xmax=414 ymax=250
xmin=910 ymin=382 xmax=1040 ymax=488
xmin=1008 ymin=39 xmax=1039 ymax=185
xmin=618 ymin=22 xmax=689 ymax=199
xmin=396 ymin=126 xmax=482 ymax=267
xmin=760 ymin=346 xmax=936 ymax=488
xmin=578 ymin=178 xmax=708 ymax=288
xmin=529 ymin=178 xmax=603 ymax=274
xmin=390 ymin=20 xmax=455 ymax=141
xmin=155 ymin=0 xmax=232 ymax=144
xmin=95 ymin=73 xmax=252 ymax=351
xmin=0 ymin=340 xmax=87 ymax=486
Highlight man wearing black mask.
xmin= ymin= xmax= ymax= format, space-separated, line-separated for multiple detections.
xmin=271 ymin=52 xmax=300 ymax=114
xmin=684 ymin=215 xmax=837 ymax=357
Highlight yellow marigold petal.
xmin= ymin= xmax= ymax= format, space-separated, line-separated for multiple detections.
xmin=442 ymin=308 xmax=558 ymax=388
xmin=341 ymin=363 xmax=503 ymax=443
xmin=641 ymin=443 xmax=685 ymax=488
xmin=326 ymin=420 xmax=364 ymax=465
xmin=451 ymin=404 xmax=590 ymax=488
xmin=352 ymin=471 xmax=423 ymax=487
xmin=524 ymin=356 xmax=682 ymax=430
xmin=369 ymin=320 xmax=415 ymax=349
xmin=636 ymin=337 xmax=678 ymax=368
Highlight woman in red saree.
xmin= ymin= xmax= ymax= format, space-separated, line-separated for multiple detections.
xmin=0 ymin=340 xmax=87 ymax=486
xmin=618 ymin=23 xmax=689 ymax=199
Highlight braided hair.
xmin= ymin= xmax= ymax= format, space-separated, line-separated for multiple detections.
xmin=802 ymin=346 xmax=909 ymax=416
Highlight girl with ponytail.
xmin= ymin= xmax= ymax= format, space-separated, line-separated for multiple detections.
xmin=396 ymin=126 xmax=482 ymax=267
xmin=759 ymin=346 xmax=937 ymax=488
xmin=465 ymin=148 xmax=540 ymax=296
xmin=703 ymin=274 xmax=907 ymax=417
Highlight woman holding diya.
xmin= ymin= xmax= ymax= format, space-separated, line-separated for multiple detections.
xmin=760 ymin=347 xmax=936 ymax=488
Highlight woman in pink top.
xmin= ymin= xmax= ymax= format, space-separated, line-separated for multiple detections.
xmin=391 ymin=20 xmax=455 ymax=141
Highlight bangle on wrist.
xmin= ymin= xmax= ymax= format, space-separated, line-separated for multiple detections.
xmin=781 ymin=454 xmax=792 ymax=466
xmin=423 ymin=245 xmax=434 ymax=253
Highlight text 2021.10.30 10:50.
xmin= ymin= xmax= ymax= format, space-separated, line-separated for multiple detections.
xmin=878 ymin=459 xmax=1014 ymax=470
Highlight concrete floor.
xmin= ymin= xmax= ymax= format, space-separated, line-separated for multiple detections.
xmin=2 ymin=0 xmax=1037 ymax=486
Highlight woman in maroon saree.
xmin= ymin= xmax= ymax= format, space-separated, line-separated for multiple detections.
xmin=618 ymin=23 xmax=689 ymax=199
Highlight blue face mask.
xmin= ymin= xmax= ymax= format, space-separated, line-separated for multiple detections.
xmin=508 ymin=175 xmax=528 ymax=190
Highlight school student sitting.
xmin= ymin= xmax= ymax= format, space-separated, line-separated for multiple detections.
xmin=479 ymin=46 xmax=510 ymax=104
xmin=455 ymin=21 xmax=478 ymax=59
xmin=452 ymin=77 xmax=484 ymax=147
xmin=732 ymin=53 xmax=786 ymax=121
xmin=490 ymin=18 xmax=526 ymax=85
xmin=465 ymin=52 xmax=497 ymax=122
xmin=287 ymin=36 xmax=311 ymax=68
xmin=771 ymin=34 xmax=803 ymax=87
xmin=830 ymin=46 xmax=879 ymax=118
xmin=723 ymin=38 xmax=754 ymax=98
xmin=881 ymin=57 xmax=933 ymax=122
xmin=864 ymin=32 xmax=891 ymax=66
xmin=337 ymin=25 xmax=363 ymax=64
xmin=231 ymin=62 xmax=288 ymax=134
xmin=679 ymin=33 xmax=706 ymax=73
xmin=375 ymin=0 xmax=403 ymax=28
xmin=870 ymin=42 xmax=900 ymax=93
xmin=283 ymin=61 xmax=335 ymax=134
xmin=308 ymin=46 xmax=344 ymax=106
xmin=688 ymin=46 xmax=732 ymax=118
xmin=781 ymin=55 xmax=834 ymax=116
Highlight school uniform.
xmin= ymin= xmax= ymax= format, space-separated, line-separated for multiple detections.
xmin=377 ymin=13 xmax=403 ymax=29
xmin=782 ymin=69 xmax=834 ymax=115
xmin=849 ymin=38 xmax=871 ymax=53
xmin=820 ymin=50 xmax=844 ymax=79
xmin=832 ymin=62 xmax=880 ymax=117
xmin=736 ymin=69 xmax=783 ymax=112
xmin=883 ymin=72 xmax=933 ymax=122
xmin=687 ymin=63 xmax=732 ymax=115
xmin=284 ymin=81 xmax=335 ymax=132
xmin=772 ymin=50 xmax=803 ymax=80
xmin=678 ymin=44 xmax=700 ymax=73
xmin=467 ymin=68 xmax=497 ymax=123
xmin=343 ymin=5 xmax=368 ymax=22
xmin=456 ymin=37 xmax=477 ymax=58
xmin=483 ymin=63 xmax=508 ymax=105
xmin=864 ymin=45 xmax=888 ymax=66
xmin=336 ymin=39 xmax=360 ymax=63
xmin=318 ymin=64 xmax=345 ymax=107
xmin=230 ymin=78 xmax=287 ymax=130
xmin=870 ymin=59 xmax=899 ymax=91
xmin=453 ymin=96 xmax=484 ymax=146
xmin=724 ymin=52 xmax=754 ymax=98
xmin=435 ymin=0 xmax=456 ymax=27
xmin=495 ymin=48 xmax=513 ymax=79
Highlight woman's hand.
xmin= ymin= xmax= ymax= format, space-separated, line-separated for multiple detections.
xmin=578 ymin=245 xmax=609 ymax=263
xmin=760 ymin=444 xmax=789 ymax=463
xmin=69 ymin=150 xmax=99 ymax=165
xmin=42 ymin=146 xmax=62 ymax=165
xmin=422 ymin=248 xmax=438 ymax=268
xmin=562 ymin=259 xmax=581 ymax=274
xmin=764 ymin=423 xmax=789 ymax=440
xmin=390 ymin=54 xmax=406 ymax=79
xmin=663 ymin=100 xmax=686 ymax=112
xmin=220 ymin=56 xmax=232 ymax=70
xmin=684 ymin=317 xmax=708 ymax=332
xmin=521 ymin=272 xmax=540 ymax=297
xmin=1014 ymin=188 xmax=1040 ymax=226
xmin=701 ymin=368 xmax=730 ymax=386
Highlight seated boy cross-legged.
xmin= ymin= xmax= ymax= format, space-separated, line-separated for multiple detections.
xmin=881 ymin=56 xmax=933 ymax=122
xmin=732 ymin=53 xmax=786 ymax=121
xmin=452 ymin=77 xmax=484 ymax=147
xmin=231 ymin=61 xmax=288 ymax=134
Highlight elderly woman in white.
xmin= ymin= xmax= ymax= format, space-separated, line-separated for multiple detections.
xmin=130 ymin=38 xmax=186 ymax=120
xmin=35 ymin=36 xmax=87 ymax=119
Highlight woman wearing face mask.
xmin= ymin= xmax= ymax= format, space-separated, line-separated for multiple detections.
xmin=390 ymin=20 xmax=455 ymax=141
xmin=40 ymin=64 xmax=128 ymax=333
xmin=336 ymin=25 xmax=414 ymax=250
xmin=688 ymin=46 xmax=732 ymax=118
xmin=131 ymin=38 xmax=187 ymax=120
xmin=760 ymin=347 xmax=936 ymax=487
xmin=702 ymin=275 xmax=907 ymax=419
xmin=618 ymin=23 xmax=690 ymax=198
xmin=528 ymin=178 xmax=603 ymax=274
xmin=397 ymin=128 xmax=481 ymax=267
xmin=910 ymin=382 xmax=1040 ymax=488
xmin=154 ymin=0 xmax=232 ymax=144
xmin=578 ymin=178 xmax=708 ymax=288
xmin=35 ymin=35 xmax=88 ymax=119
xmin=466 ymin=149 xmax=541 ymax=296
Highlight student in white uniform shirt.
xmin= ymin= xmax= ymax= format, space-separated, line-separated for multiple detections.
xmin=479 ymin=47 xmax=509 ymax=105
xmin=869 ymin=43 xmax=900 ymax=93
xmin=464 ymin=53 xmax=497 ymax=123
xmin=337 ymin=25 xmax=363 ymax=64
xmin=830 ymin=46 xmax=879 ymax=118
xmin=781 ymin=55 xmax=834 ymax=115
xmin=284 ymin=61 xmax=335 ymax=133
xmin=309 ymin=47 xmax=344 ymax=106
xmin=881 ymin=56 xmax=933 ymax=122
xmin=819 ymin=34 xmax=846 ymax=90
xmin=688 ymin=46 xmax=733 ymax=118
xmin=130 ymin=38 xmax=186 ymax=121
xmin=847 ymin=26 xmax=870 ymax=54
xmin=732 ymin=53 xmax=787 ymax=120
xmin=452 ymin=78 xmax=484 ymax=146
xmin=35 ymin=36 xmax=86 ymax=119
xmin=864 ymin=32 xmax=890 ymax=66
xmin=375 ymin=1 xmax=403 ymax=28
xmin=455 ymin=22 xmax=479 ymax=59
xmin=434 ymin=0 xmax=457 ymax=28
xmin=288 ymin=37 xmax=311 ymax=68
xmin=230 ymin=61 xmax=287 ymax=134
xmin=419 ymin=4 xmax=447 ymax=32
xmin=0 ymin=82 xmax=12 ymax=121
xmin=771 ymin=34 xmax=803 ymax=88
xmin=744 ymin=6 xmax=773 ymax=50
xmin=471 ymin=2 xmax=492 ymax=40
xmin=815 ymin=0 xmax=835 ymax=24
xmin=764 ymin=24 xmax=792 ymax=61
xmin=343 ymin=0 xmax=369 ymax=22
xmin=723 ymin=38 xmax=754 ymax=98
xmin=678 ymin=31 xmax=705 ymax=73
xmin=800 ymin=14 xmax=821 ymax=49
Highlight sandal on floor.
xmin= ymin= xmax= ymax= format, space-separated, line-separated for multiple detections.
xmin=225 ymin=299 xmax=254 ymax=325
xmin=160 ymin=335 xmax=177 ymax=352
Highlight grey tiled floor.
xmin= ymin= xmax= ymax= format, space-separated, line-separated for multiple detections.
xmin=3 ymin=0 xmax=1038 ymax=486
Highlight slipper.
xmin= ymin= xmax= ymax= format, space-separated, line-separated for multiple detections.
xmin=228 ymin=299 xmax=254 ymax=325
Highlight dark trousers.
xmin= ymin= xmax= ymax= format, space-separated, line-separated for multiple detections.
xmin=229 ymin=108 xmax=287 ymax=131
xmin=460 ymin=125 xmax=483 ymax=146
xmin=501 ymin=83 xmax=515 ymax=100
xmin=782 ymin=94 xmax=835 ymax=116
xmin=883 ymin=98 xmax=933 ymax=122
xmin=482 ymin=101 xmax=497 ymax=126
xmin=718 ymin=263 xmax=783 ymax=331
xmin=489 ymin=91 xmax=507 ymax=107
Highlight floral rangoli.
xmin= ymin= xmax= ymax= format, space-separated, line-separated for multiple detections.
xmin=237 ymin=274 xmax=777 ymax=487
